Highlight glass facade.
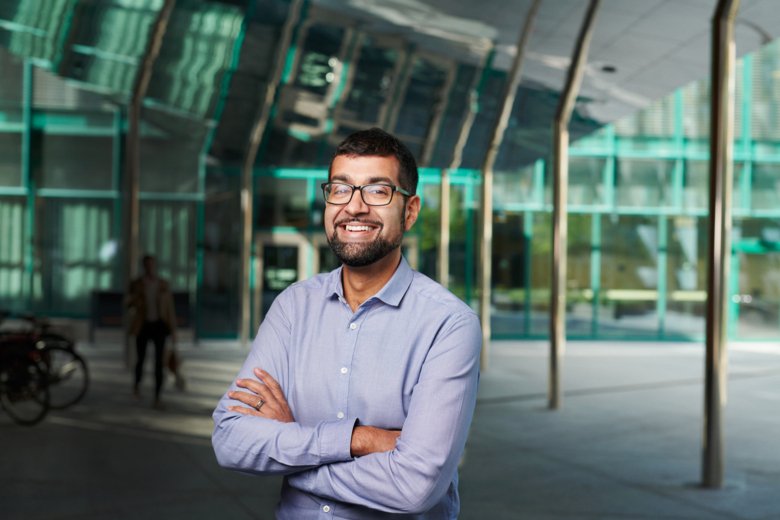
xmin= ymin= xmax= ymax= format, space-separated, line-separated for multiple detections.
xmin=1 ymin=2 xmax=780 ymax=341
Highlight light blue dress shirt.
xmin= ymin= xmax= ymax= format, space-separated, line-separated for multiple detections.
xmin=212 ymin=257 xmax=481 ymax=519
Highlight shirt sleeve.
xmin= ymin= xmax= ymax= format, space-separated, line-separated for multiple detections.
xmin=211 ymin=290 xmax=356 ymax=475
xmin=286 ymin=311 xmax=481 ymax=514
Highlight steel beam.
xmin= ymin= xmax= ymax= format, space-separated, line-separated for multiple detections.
xmin=478 ymin=0 xmax=541 ymax=371
xmin=549 ymin=0 xmax=600 ymax=409
xmin=123 ymin=0 xmax=176 ymax=284
xmin=703 ymin=0 xmax=740 ymax=489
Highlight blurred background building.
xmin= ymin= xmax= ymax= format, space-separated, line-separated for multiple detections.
xmin=1 ymin=0 xmax=779 ymax=343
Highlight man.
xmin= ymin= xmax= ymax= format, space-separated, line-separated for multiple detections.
xmin=212 ymin=128 xmax=481 ymax=518
xmin=126 ymin=254 xmax=177 ymax=408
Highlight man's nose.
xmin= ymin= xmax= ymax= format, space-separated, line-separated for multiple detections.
xmin=345 ymin=188 xmax=370 ymax=214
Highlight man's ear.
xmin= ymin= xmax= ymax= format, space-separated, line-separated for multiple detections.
xmin=404 ymin=195 xmax=421 ymax=231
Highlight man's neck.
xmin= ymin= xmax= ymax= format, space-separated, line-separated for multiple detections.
xmin=341 ymin=249 xmax=402 ymax=312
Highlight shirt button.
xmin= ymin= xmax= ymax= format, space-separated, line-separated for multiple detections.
xmin=340 ymin=367 xmax=348 ymax=374
xmin=349 ymin=322 xmax=357 ymax=330
xmin=322 ymin=505 xmax=331 ymax=513
xmin=337 ymin=411 xmax=345 ymax=419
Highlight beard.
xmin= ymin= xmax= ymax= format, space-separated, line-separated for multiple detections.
xmin=328 ymin=212 xmax=405 ymax=267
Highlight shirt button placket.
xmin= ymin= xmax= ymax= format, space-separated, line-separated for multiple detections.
xmin=322 ymin=504 xmax=332 ymax=514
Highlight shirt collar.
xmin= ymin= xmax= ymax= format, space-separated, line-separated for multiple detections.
xmin=327 ymin=256 xmax=414 ymax=308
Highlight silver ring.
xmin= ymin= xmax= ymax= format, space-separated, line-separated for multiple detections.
xmin=254 ymin=398 xmax=265 ymax=411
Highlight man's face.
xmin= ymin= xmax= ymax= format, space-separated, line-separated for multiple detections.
xmin=142 ymin=257 xmax=156 ymax=277
xmin=324 ymin=154 xmax=419 ymax=268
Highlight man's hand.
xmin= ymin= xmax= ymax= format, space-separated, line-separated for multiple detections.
xmin=350 ymin=426 xmax=401 ymax=457
xmin=228 ymin=368 xmax=295 ymax=423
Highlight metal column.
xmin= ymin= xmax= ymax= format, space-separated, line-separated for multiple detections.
xmin=239 ymin=0 xmax=305 ymax=345
xmin=703 ymin=0 xmax=740 ymax=489
xmin=478 ymin=0 xmax=541 ymax=371
xmin=123 ymin=0 xmax=176 ymax=285
xmin=549 ymin=0 xmax=600 ymax=409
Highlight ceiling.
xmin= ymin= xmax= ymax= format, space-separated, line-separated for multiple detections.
xmin=313 ymin=0 xmax=780 ymax=124
xmin=1 ymin=0 xmax=778 ymax=168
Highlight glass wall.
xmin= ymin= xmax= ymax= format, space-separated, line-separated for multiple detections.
xmin=3 ymin=4 xmax=780 ymax=343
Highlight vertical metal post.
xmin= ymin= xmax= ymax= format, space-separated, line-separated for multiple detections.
xmin=703 ymin=0 xmax=740 ymax=489
xmin=478 ymin=0 xmax=541 ymax=371
xmin=22 ymin=60 xmax=34 ymax=307
xmin=239 ymin=0 xmax=305 ymax=345
xmin=549 ymin=0 xmax=600 ymax=409
xmin=124 ymin=0 xmax=176 ymax=286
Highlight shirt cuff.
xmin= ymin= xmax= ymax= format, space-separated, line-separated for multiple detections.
xmin=318 ymin=417 xmax=357 ymax=464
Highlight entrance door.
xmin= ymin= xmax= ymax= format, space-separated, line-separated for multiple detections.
xmin=254 ymin=232 xmax=310 ymax=329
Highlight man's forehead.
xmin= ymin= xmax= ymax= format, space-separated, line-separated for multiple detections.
xmin=330 ymin=155 xmax=400 ymax=182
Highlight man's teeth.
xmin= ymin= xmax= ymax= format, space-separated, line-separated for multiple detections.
xmin=345 ymin=225 xmax=371 ymax=231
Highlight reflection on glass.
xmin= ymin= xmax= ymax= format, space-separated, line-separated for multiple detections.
xmin=599 ymin=215 xmax=659 ymax=337
xmin=752 ymin=163 xmax=780 ymax=210
xmin=0 ymin=134 xmax=23 ymax=186
xmin=392 ymin=56 xmax=450 ymax=159
xmin=569 ymin=157 xmax=605 ymax=206
xmin=33 ymin=198 xmax=114 ymax=314
xmin=0 ymin=197 xmax=25 ymax=309
xmin=666 ymin=216 xmax=706 ymax=338
xmin=615 ymin=158 xmax=673 ymax=208
xmin=139 ymin=200 xmax=196 ymax=291
xmin=491 ymin=212 xmax=526 ymax=337
xmin=261 ymin=245 xmax=298 ymax=316
xmin=529 ymin=213 xmax=551 ymax=336
xmin=256 ymin=177 xmax=309 ymax=228
xmin=683 ymin=160 xmax=708 ymax=211
xmin=336 ymin=36 xmax=399 ymax=135
xmin=733 ymin=218 xmax=780 ymax=339
xmin=39 ymin=133 xmax=113 ymax=190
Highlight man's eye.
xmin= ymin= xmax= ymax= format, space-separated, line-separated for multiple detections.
xmin=332 ymin=185 xmax=351 ymax=195
xmin=366 ymin=185 xmax=391 ymax=195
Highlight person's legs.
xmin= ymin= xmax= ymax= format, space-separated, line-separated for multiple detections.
xmin=134 ymin=326 xmax=150 ymax=396
xmin=151 ymin=321 xmax=167 ymax=406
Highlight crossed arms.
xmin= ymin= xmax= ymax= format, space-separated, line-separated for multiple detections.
xmin=212 ymin=296 xmax=481 ymax=514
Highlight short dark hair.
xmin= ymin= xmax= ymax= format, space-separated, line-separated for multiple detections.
xmin=331 ymin=127 xmax=418 ymax=195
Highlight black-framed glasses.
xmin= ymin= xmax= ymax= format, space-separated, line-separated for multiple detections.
xmin=321 ymin=182 xmax=411 ymax=206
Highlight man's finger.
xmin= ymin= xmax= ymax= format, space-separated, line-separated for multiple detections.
xmin=229 ymin=405 xmax=262 ymax=416
xmin=229 ymin=389 xmax=272 ymax=411
xmin=254 ymin=369 xmax=287 ymax=403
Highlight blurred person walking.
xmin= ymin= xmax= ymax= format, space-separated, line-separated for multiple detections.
xmin=126 ymin=254 xmax=178 ymax=409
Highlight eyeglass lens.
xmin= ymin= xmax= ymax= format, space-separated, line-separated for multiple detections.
xmin=324 ymin=183 xmax=394 ymax=206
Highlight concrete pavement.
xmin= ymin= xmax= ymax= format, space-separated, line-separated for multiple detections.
xmin=1 ymin=339 xmax=779 ymax=519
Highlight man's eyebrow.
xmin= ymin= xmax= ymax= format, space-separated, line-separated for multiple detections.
xmin=329 ymin=174 xmax=395 ymax=185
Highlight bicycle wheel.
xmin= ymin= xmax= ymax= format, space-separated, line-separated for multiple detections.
xmin=40 ymin=346 xmax=89 ymax=409
xmin=0 ymin=356 xmax=50 ymax=426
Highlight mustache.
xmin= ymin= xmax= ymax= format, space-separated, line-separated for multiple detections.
xmin=334 ymin=218 xmax=382 ymax=227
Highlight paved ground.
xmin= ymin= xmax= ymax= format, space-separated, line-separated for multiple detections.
xmin=1 ymin=339 xmax=779 ymax=519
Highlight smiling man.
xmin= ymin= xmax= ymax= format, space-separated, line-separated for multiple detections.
xmin=212 ymin=128 xmax=481 ymax=519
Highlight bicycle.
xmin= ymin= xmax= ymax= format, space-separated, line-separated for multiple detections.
xmin=0 ymin=337 xmax=50 ymax=426
xmin=0 ymin=311 xmax=89 ymax=411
